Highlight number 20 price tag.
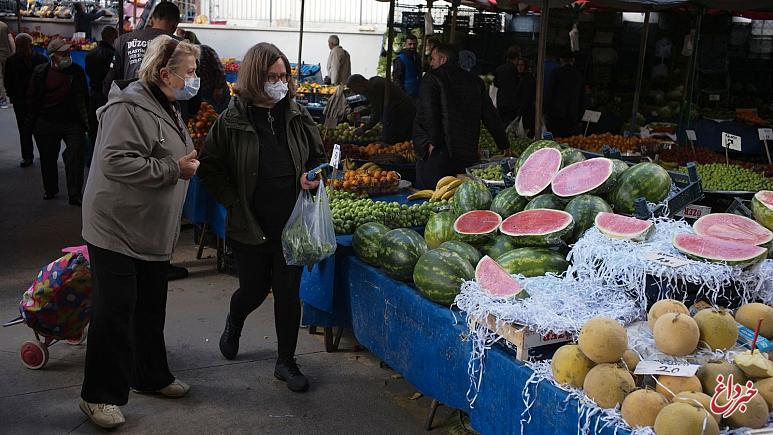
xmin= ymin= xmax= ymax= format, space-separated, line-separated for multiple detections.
xmin=329 ymin=144 xmax=341 ymax=169
xmin=635 ymin=360 xmax=700 ymax=377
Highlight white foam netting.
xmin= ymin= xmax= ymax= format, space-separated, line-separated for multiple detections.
xmin=454 ymin=273 xmax=642 ymax=406
xmin=568 ymin=217 xmax=773 ymax=309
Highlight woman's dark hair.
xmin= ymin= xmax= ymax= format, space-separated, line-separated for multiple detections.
xmin=73 ymin=2 xmax=85 ymax=14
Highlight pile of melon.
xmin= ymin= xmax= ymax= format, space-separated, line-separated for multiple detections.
xmin=550 ymin=302 xmax=773 ymax=433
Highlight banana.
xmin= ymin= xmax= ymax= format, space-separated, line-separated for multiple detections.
xmin=441 ymin=188 xmax=457 ymax=200
xmin=359 ymin=162 xmax=376 ymax=172
xmin=444 ymin=179 xmax=463 ymax=191
xmin=435 ymin=176 xmax=458 ymax=190
xmin=430 ymin=185 xmax=451 ymax=202
xmin=407 ymin=190 xmax=434 ymax=201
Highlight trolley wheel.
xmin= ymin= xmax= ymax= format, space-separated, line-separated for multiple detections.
xmin=66 ymin=325 xmax=88 ymax=345
xmin=20 ymin=340 xmax=49 ymax=370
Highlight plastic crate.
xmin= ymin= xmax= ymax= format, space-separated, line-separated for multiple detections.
xmin=726 ymin=197 xmax=754 ymax=217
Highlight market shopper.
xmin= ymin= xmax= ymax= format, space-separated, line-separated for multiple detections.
xmin=182 ymin=30 xmax=228 ymax=112
xmin=496 ymin=54 xmax=536 ymax=135
xmin=26 ymin=38 xmax=89 ymax=205
xmin=79 ymin=36 xmax=200 ymax=429
xmin=85 ymin=26 xmax=119 ymax=162
xmin=544 ymin=51 xmax=585 ymax=138
xmin=325 ymin=35 xmax=351 ymax=85
xmin=494 ymin=46 xmax=522 ymax=126
xmin=197 ymin=42 xmax=326 ymax=393
xmin=73 ymin=2 xmax=110 ymax=40
xmin=393 ymin=34 xmax=422 ymax=98
xmin=414 ymin=44 xmax=508 ymax=189
xmin=347 ymin=74 xmax=416 ymax=144
xmin=4 ymin=33 xmax=47 ymax=167
xmin=0 ymin=20 xmax=14 ymax=109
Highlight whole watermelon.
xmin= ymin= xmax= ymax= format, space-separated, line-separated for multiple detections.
xmin=439 ymin=240 xmax=481 ymax=266
xmin=611 ymin=159 xmax=629 ymax=180
xmin=379 ymin=228 xmax=428 ymax=281
xmin=490 ymin=187 xmax=527 ymax=218
xmin=524 ymin=193 xmax=566 ymax=210
xmin=353 ymin=222 xmax=390 ymax=265
xmin=497 ymin=248 xmax=570 ymax=277
xmin=482 ymin=235 xmax=518 ymax=260
xmin=516 ymin=140 xmax=561 ymax=169
xmin=413 ymin=248 xmax=475 ymax=306
xmin=612 ymin=163 xmax=671 ymax=214
xmin=563 ymin=195 xmax=613 ymax=242
xmin=561 ymin=147 xmax=586 ymax=167
xmin=452 ymin=180 xmax=492 ymax=215
xmin=424 ymin=211 xmax=456 ymax=249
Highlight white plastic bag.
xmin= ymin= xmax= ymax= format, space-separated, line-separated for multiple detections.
xmin=507 ymin=116 xmax=526 ymax=138
xmin=281 ymin=179 xmax=337 ymax=267
xmin=488 ymin=84 xmax=498 ymax=107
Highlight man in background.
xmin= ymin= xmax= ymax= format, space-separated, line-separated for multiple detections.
xmin=325 ymin=35 xmax=350 ymax=85
xmin=85 ymin=26 xmax=118 ymax=163
xmin=347 ymin=74 xmax=416 ymax=144
xmin=393 ymin=34 xmax=421 ymax=98
xmin=5 ymin=33 xmax=48 ymax=167
xmin=494 ymin=46 xmax=521 ymax=126
xmin=544 ymin=51 xmax=585 ymax=137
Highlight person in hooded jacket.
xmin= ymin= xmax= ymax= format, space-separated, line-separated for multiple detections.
xmin=197 ymin=42 xmax=326 ymax=394
xmin=79 ymin=35 xmax=200 ymax=430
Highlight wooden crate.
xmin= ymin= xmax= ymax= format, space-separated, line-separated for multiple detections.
xmin=470 ymin=314 xmax=573 ymax=361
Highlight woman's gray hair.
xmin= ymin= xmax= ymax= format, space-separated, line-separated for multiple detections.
xmin=138 ymin=35 xmax=200 ymax=85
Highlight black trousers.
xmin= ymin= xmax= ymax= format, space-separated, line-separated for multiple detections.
xmin=12 ymin=103 xmax=34 ymax=161
xmin=33 ymin=118 xmax=85 ymax=199
xmin=415 ymin=147 xmax=473 ymax=190
xmin=81 ymin=244 xmax=174 ymax=406
xmin=229 ymin=239 xmax=303 ymax=362
xmin=498 ymin=106 xmax=518 ymax=128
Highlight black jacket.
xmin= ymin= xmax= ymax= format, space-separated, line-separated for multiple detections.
xmin=544 ymin=64 xmax=585 ymax=124
xmin=3 ymin=52 xmax=48 ymax=104
xmin=26 ymin=63 xmax=90 ymax=129
xmin=103 ymin=27 xmax=166 ymax=95
xmin=413 ymin=63 xmax=508 ymax=163
xmin=86 ymin=41 xmax=115 ymax=95
xmin=493 ymin=61 xmax=518 ymax=110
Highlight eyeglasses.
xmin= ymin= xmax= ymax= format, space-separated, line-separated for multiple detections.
xmin=266 ymin=73 xmax=290 ymax=83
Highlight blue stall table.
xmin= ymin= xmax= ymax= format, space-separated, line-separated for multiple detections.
xmin=182 ymin=175 xmax=226 ymax=239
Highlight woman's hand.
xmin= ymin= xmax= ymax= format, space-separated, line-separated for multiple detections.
xmin=300 ymin=173 xmax=320 ymax=190
xmin=178 ymin=150 xmax=200 ymax=180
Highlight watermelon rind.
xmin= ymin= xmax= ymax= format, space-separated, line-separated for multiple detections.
xmin=452 ymin=180 xmax=493 ymax=215
xmin=611 ymin=159 xmax=629 ymax=180
xmin=353 ymin=222 xmax=390 ymax=265
xmin=611 ymin=162 xmax=671 ymax=215
xmin=693 ymin=213 xmax=773 ymax=247
xmin=424 ymin=211 xmax=457 ymax=249
xmin=516 ymin=140 xmax=561 ymax=170
xmin=752 ymin=190 xmax=773 ymax=231
xmin=552 ymin=158 xmax=616 ymax=198
xmin=594 ymin=212 xmax=654 ymax=242
xmin=563 ymin=195 xmax=613 ymax=242
xmin=515 ymin=147 xmax=563 ymax=197
xmin=439 ymin=240 xmax=481 ymax=267
xmin=672 ymin=233 xmax=768 ymax=267
xmin=524 ymin=193 xmax=566 ymax=210
xmin=453 ymin=210 xmax=502 ymax=246
xmin=490 ymin=187 xmax=528 ymax=218
xmin=482 ymin=235 xmax=519 ymax=261
xmin=500 ymin=209 xmax=575 ymax=247
xmin=413 ymin=248 xmax=475 ymax=306
xmin=561 ymin=147 xmax=586 ymax=167
xmin=475 ymin=255 xmax=530 ymax=299
xmin=379 ymin=228 xmax=428 ymax=281
xmin=496 ymin=247 xmax=570 ymax=277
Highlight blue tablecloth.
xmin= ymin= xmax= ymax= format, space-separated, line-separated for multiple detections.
xmin=690 ymin=118 xmax=765 ymax=155
xmin=182 ymin=175 xmax=227 ymax=239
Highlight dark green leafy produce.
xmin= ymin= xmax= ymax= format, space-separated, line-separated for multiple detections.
xmin=282 ymin=218 xmax=336 ymax=266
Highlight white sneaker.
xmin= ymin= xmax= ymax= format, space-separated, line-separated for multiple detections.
xmin=133 ymin=379 xmax=191 ymax=398
xmin=0 ymin=99 xmax=8 ymax=109
xmin=79 ymin=400 xmax=125 ymax=429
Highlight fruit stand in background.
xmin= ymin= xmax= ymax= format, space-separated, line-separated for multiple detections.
xmin=186 ymin=103 xmax=218 ymax=152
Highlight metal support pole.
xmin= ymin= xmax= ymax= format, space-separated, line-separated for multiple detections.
xmin=297 ymin=0 xmax=305 ymax=83
xmin=450 ymin=5 xmax=458 ymax=43
xmin=630 ymin=11 xmax=651 ymax=134
xmin=384 ymin=0 xmax=396 ymax=135
xmin=15 ymin=0 xmax=22 ymax=33
xmin=534 ymin=0 xmax=550 ymax=137
xmin=359 ymin=0 xmax=363 ymax=26
xmin=269 ymin=0 xmax=273 ymax=26
xmin=679 ymin=11 xmax=703 ymax=139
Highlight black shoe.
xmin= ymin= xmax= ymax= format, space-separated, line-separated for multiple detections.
xmin=69 ymin=197 xmax=82 ymax=207
xmin=219 ymin=313 xmax=242 ymax=360
xmin=274 ymin=358 xmax=309 ymax=393
xmin=167 ymin=264 xmax=189 ymax=281
xmin=20 ymin=159 xmax=32 ymax=168
xmin=43 ymin=192 xmax=57 ymax=200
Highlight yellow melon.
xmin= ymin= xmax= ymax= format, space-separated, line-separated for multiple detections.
xmin=655 ymin=375 xmax=702 ymax=400
xmin=754 ymin=377 xmax=773 ymax=412
xmin=550 ymin=344 xmax=595 ymax=388
xmin=648 ymin=299 xmax=689 ymax=330
xmin=696 ymin=360 xmax=748 ymax=395
xmin=653 ymin=312 xmax=700 ymax=356
xmin=653 ymin=402 xmax=720 ymax=435
xmin=735 ymin=303 xmax=773 ymax=339
xmin=693 ymin=308 xmax=739 ymax=351
xmin=620 ymin=389 xmax=668 ymax=427
xmin=725 ymin=386 xmax=769 ymax=429
xmin=673 ymin=391 xmax=721 ymax=423
xmin=583 ymin=363 xmax=636 ymax=409
xmin=578 ymin=317 xmax=628 ymax=364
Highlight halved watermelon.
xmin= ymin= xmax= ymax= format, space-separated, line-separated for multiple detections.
xmin=672 ymin=233 xmax=768 ymax=267
xmin=595 ymin=212 xmax=654 ymax=241
xmin=454 ymin=210 xmax=502 ymax=246
xmin=475 ymin=255 xmax=529 ymax=299
xmin=500 ymin=209 xmax=574 ymax=246
xmin=515 ymin=147 xmax=563 ymax=197
xmin=551 ymin=158 xmax=616 ymax=198
xmin=752 ymin=190 xmax=773 ymax=231
xmin=693 ymin=213 xmax=773 ymax=247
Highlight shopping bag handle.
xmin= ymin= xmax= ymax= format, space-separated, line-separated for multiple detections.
xmin=306 ymin=163 xmax=332 ymax=181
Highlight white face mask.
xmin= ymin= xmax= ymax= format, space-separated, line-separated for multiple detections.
xmin=264 ymin=81 xmax=288 ymax=103
xmin=172 ymin=72 xmax=200 ymax=101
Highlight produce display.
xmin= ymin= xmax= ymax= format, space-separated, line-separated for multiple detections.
xmin=692 ymin=213 xmax=772 ymax=246
xmin=453 ymin=210 xmax=502 ymax=246
xmin=678 ymin=163 xmax=773 ymax=192
xmin=557 ymin=133 xmax=662 ymax=153
xmin=594 ymin=212 xmax=654 ymax=241
xmin=328 ymin=162 xmax=401 ymax=196
xmin=352 ymin=222 xmax=390 ymax=266
xmin=659 ymin=147 xmax=772 ymax=178
xmin=407 ymin=176 xmax=463 ymax=202
xmin=357 ymin=141 xmax=418 ymax=163
xmin=551 ymin=158 xmax=616 ymax=198
xmin=469 ymin=164 xmax=504 ymax=182
xmin=378 ymin=228 xmax=427 ymax=281
xmin=499 ymin=209 xmax=574 ymax=247
xmin=186 ymin=102 xmax=218 ymax=152
xmin=489 ymin=187 xmax=527 ymax=218
xmin=413 ymin=248 xmax=474 ymax=306
xmin=610 ymin=162 xmax=672 ymax=214
xmin=475 ymin=255 xmax=528 ymax=299
xmin=515 ymin=147 xmax=562 ymax=197
xmin=452 ymin=179 xmax=492 ymax=215
xmin=319 ymin=122 xmax=383 ymax=143
xmin=672 ymin=233 xmax=768 ymax=267
xmin=328 ymin=189 xmax=433 ymax=234
xmin=563 ymin=195 xmax=613 ymax=242
xmin=753 ymin=191 xmax=773 ymax=230
xmin=495 ymin=247 xmax=569 ymax=277
xmin=296 ymin=82 xmax=337 ymax=96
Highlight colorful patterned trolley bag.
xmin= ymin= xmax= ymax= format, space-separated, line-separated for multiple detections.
xmin=19 ymin=252 xmax=92 ymax=340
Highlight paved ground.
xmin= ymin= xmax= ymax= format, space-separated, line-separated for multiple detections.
xmin=0 ymin=108 xmax=458 ymax=434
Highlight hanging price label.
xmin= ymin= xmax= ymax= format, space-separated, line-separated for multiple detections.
xmin=722 ymin=132 xmax=742 ymax=151
xmin=643 ymin=251 xmax=691 ymax=268
xmin=635 ymin=360 xmax=701 ymax=377
xmin=685 ymin=130 xmax=697 ymax=141
xmin=759 ymin=128 xmax=773 ymax=141
xmin=709 ymin=94 xmax=720 ymax=102
xmin=329 ymin=144 xmax=341 ymax=168
xmin=582 ymin=110 xmax=602 ymax=123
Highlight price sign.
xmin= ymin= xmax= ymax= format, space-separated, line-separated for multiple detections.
xmin=643 ymin=251 xmax=691 ymax=268
xmin=685 ymin=129 xmax=697 ymax=141
xmin=759 ymin=128 xmax=773 ymax=141
xmin=329 ymin=144 xmax=341 ymax=168
xmin=709 ymin=94 xmax=721 ymax=102
xmin=635 ymin=360 xmax=701 ymax=377
xmin=677 ymin=204 xmax=712 ymax=219
xmin=722 ymin=132 xmax=742 ymax=152
xmin=582 ymin=110 xmax=602 ymax=123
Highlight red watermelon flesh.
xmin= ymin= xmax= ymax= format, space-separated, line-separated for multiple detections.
xmin=693 ymin=213 xmax=773 ymax=246
xmin=759 ymin=191 xmax=773 ymax=208
xmin=500 ymin=209 xmax=573 ymax=236
xmin=595 ymin=212 xmax=654 ymax=241
xmin=672 ymin=233 xmax=768 ymax=267
xmin=551 ymin=158 xmax=615 ymax=198
xmin=475 ymin=255 xmax=527 ymax=298
xmin=454 ymin=210 xmax=502 ymax=234
xmin=515 ymin=147 xmax=563 ymax=197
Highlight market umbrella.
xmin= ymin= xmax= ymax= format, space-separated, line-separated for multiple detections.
xmin=690 ymin=0 xmax=773 ymax=11
xmin=586 ymin=0 xmax=689 ymax=11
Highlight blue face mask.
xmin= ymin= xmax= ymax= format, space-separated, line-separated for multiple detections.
xmin=172 ymin=72 xmax=200 ymax=101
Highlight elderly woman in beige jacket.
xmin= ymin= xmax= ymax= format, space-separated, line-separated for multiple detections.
xmin=79 ymin=35 xmax=200 ymax=430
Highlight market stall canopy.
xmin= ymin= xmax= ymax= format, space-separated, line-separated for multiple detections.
xmin=581 ymin=0 xmax=689 ymax=11
xmin=690 ymin=0 xmax=773 ymax=11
